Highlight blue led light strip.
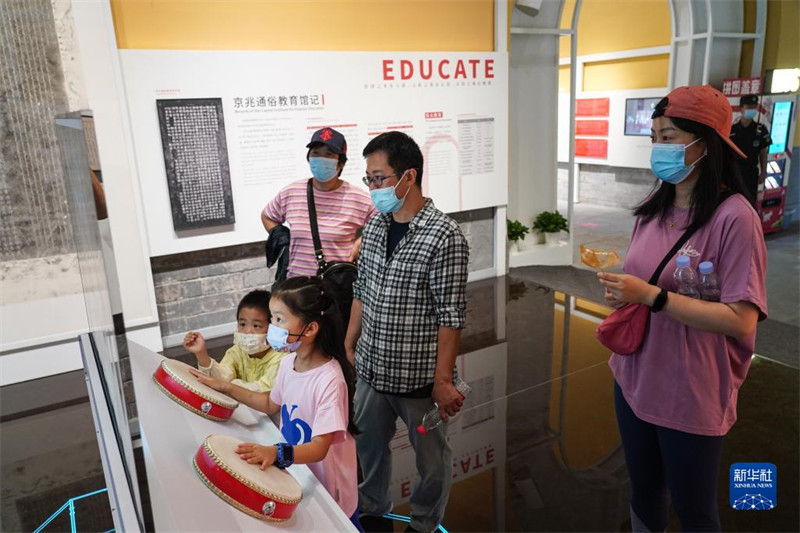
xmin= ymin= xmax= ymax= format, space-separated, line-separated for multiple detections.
xmin=382 ymin=513 xmax=450 ymax=533
xmin=34 ymin=488 xmax=112 ymax=533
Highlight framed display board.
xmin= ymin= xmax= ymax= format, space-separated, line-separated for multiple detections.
xmin=156 ymin=98 xmax=235 ymax=231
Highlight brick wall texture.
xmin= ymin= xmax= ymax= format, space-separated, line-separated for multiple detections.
xmin=151 ymin=208 xmax=496 ymax=340
xmin=558 ymin=164 xmax=654 ymax=209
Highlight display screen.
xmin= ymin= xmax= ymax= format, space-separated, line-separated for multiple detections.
xmin=624 ymin=98 xmax=661 ymax=136
xmin=769 ymin=100 xmax=793 ymax=155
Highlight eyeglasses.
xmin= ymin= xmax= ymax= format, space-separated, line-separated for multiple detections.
xmin=361 ymin=173 xmax=399 ymax=188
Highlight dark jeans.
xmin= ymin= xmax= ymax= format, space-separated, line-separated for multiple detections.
xmin=614 ymin=382 xmax=725 ymax=532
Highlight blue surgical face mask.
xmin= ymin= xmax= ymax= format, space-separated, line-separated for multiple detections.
xmin=370 ymin=172 xmax=412 ymax=213
xmin=309 ymin=157 xmax=339 ymax=182
xmin=650 ymin=138 xmax=706 ymax=185
xmin=267 ymin=324 xmax=306 ymax=353
xmin=743 ymin=109 xmax=758 ymax=120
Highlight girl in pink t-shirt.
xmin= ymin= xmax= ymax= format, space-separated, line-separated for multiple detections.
xmin=195 ymin=276 xmax=360 ymax=530
xmin=598 ymin=86 xmax=767 ymax=532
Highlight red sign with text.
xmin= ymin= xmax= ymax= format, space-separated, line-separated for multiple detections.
xmin=722 ymin=77 xmax=763 ymax=97
xmin=575 ymin=120 xmax=609 ymax=136
xmin=575 ymin=138 xmax=608 ymax=158
xmin=576 ymin=98 xmax=610 ymax=117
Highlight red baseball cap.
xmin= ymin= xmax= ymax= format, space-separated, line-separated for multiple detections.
xmin=661 ymin=85 xmax=746 ymax=158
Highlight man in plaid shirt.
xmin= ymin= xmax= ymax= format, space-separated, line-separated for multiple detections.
xmin=345 ymin=131 xmax=469 ymax=533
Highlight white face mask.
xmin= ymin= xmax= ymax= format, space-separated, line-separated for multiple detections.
xmin=233 ymin=332 xmax=268 ymax=355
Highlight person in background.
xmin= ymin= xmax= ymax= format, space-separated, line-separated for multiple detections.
xmin=730 ymin=94 xmax=771 ymax=202
xmin=598 ymin=85 xmax=767 ymax=532
xmin=261 ymin=127 xmax=375 ymax=279
xmin=346 ymin=131 xmax=469 ymax=533
xmin=184 ymin=290 xmax=284 ymax=392
xmin=193 ymin=277 xmax=362 ymax=531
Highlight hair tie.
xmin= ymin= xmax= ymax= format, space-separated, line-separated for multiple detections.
xmin=320 ymin=310 xmax=325 ymax=316
xmin=320 ymin=290 xmax=325 ymax=296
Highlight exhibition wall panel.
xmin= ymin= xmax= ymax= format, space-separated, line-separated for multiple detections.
xmin=121 ymin=50 xmax=509 ymax=257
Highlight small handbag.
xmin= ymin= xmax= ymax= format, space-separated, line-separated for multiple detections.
xmin=306 ymin=179 xmax=359 ymax=326
xmin=595 ymin=226 xmax=698 ymax=355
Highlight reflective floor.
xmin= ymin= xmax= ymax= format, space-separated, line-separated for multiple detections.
xmin=1 ymin=272 xmax=798 ymax=532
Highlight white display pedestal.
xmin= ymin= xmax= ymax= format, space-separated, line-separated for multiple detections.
xmin=128 ymin=342 xmax=355 ymax=532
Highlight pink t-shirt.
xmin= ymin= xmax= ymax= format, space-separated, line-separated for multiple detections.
xmin=263 ymin=179 xmax=376 ymax=277
xmin=609 ymin=194 xmax=767 ymax=436
xmin=269 ymin=354 xmax=358 ymax=516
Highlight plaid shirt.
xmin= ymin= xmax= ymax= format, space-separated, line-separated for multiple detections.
xmin=353 ymin=198 xmax=469 ymax=394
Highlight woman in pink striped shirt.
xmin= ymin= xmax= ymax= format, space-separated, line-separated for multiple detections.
xmin=261 ymin=128 xmax=376 ymax=278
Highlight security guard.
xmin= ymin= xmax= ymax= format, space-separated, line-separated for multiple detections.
xmin=730 ymin=94 xmax=772 ymax=202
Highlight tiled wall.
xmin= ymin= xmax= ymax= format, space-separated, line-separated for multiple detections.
xmin=151 ymin=243 xmax=271 ymax=339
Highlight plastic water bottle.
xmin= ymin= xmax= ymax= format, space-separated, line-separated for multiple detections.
xmin=698 ymin=261 xmax=721 ymax=302
xmin=416 ymin=377 xmax=472 ymax=435
xmin=673 ymin=255 xmax=700 ymax=299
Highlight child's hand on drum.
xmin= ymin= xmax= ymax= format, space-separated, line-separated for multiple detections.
xmin=236 ymin=442 xmax=277 ymax=470
xmin=189 ymin=369 xmax=231 ymax=394
xmin=183 ymin=331 xmax=206 ymax=355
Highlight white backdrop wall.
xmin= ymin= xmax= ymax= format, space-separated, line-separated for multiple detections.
xmin=120 ymin=51 xmax=509 ymax=257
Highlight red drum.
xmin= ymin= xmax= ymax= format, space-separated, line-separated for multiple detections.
xmin=152 ymin=359 xmax=238 ymax=421
xmin=194 ymin=434 xmax=302 ymax=521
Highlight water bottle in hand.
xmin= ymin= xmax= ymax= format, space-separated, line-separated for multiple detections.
xmin=673 ymin=255 xmax=700 ymax=299
xmin=417 ymin=377 xmax=472 ymax=435
xmin=698 ymin=261 xmax=721 ymax=302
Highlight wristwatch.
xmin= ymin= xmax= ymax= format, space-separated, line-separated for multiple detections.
xmin=274 ymin=443 xmax=294 ymax=469
xmin=650 ymin=288 xmax=668 ymax=313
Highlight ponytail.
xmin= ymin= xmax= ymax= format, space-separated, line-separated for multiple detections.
xmin=270 ymin=276 xmax=359 ymax=435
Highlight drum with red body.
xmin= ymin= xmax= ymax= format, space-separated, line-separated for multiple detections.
xmin=194 ymin=434 xmax=303 ymax=521
xmin=152 ymin=359 xmax=238 ymax=421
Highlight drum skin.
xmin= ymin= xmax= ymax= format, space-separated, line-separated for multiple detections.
xmin=152 ymin=359 xmax=238 ymax=421
xmin=193 ymin=434 xmax=302 ymax=521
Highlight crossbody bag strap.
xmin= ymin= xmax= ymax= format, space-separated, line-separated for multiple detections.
xmin=306 ymin=178 xmax=327 ymax=272
xmin=647 ymin=227 xmax=697 ymax=285
xmin=647 ymin=190 xmax=735 ymax=285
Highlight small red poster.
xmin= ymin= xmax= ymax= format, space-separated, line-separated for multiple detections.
xmin=576 ymin=98 xmax=610 ymax=117
xmin=575 ymin=120 xmax=609 ymax=136
xmin=575 ymin=138 xmax=608 ymax=158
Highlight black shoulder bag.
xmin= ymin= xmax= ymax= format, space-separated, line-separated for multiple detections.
xmin=306 ymin=179 xmax=359 ymax=326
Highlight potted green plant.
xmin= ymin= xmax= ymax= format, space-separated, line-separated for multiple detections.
xmin=532 ymin=210 xmax=569 ymax=246
xmin=506 ymin=219 xmax=530 ymax=251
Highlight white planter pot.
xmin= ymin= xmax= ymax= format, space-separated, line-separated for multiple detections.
xmin=544 ymin=232 xmax=561 ymax=246
xmin=508 ymin=240 xmax=521 ymax=253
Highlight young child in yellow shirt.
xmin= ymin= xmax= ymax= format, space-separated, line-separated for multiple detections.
xmin=183 ymin=290 xmax=285 ymax=392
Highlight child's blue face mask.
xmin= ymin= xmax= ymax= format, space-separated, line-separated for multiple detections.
xmin=743 ymin=109 xmax=758 ymax=120
xmin=650 ymin=138 xmax=706 ymax=185
xmin=267 ymin=323 xmax=307 ymax=353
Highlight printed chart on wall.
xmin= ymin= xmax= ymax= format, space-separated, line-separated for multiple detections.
xmin=120 ymin=51 xmax=509 ymax=256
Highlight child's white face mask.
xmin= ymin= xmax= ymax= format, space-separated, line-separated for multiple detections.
xmin=233 ymin=332 xmax=268 ymax=355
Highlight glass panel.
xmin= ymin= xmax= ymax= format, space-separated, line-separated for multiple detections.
xmin=53 ymin=112 xmax=143 ymax=526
